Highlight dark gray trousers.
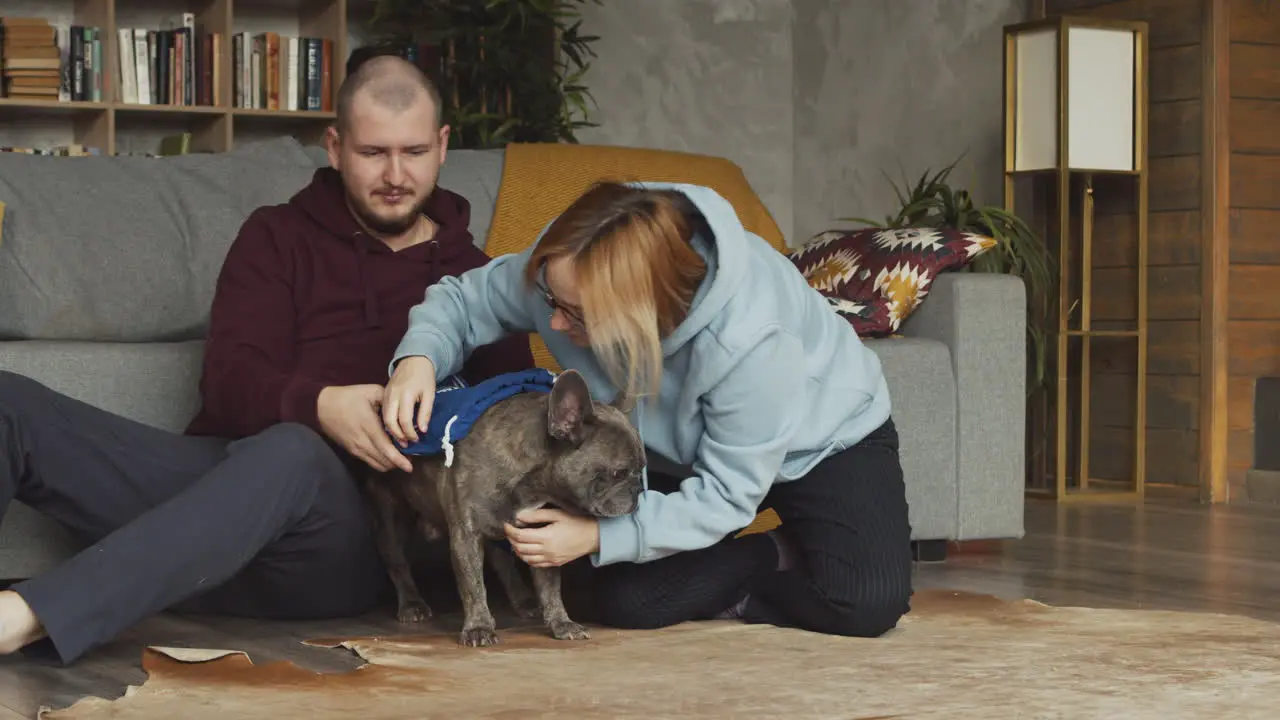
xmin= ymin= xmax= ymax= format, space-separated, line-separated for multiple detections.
xmin=0 ymin=371 xmax=387 ymax=665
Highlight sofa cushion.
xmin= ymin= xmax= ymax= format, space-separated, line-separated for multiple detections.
xmin=788 ymin=228 xmax=997 ymax=337
xmin=437 ymin=149 xmax=505 ymax=250
xmin=0 ymin=137 xmax=321 ymax=343
xmin=862 ymin=335 xmax=958 ymax=540
xmin=0 ymin=339 xmax=206 ymax=433
xmin=0 ymin=501 xmax=83 ymax=580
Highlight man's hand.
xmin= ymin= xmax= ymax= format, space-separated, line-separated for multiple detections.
xmin=316 ymin=384 xmax=413 ymax=473
xmin=383 ymin=355 xmax=437 ymax=446
xmin=504 ymin=508 xmax=601 ymax=568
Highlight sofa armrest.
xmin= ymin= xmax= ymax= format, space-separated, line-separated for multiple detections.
xmin=899 ymin=272 xmax=1027 ymax=540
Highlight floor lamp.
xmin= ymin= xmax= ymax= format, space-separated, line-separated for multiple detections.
xmin=1002 ymin=15 xmax=1149 ymax=502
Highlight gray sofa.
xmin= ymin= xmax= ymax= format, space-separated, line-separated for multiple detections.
xmin=0 ymin=136 xmax=1026 ymax=581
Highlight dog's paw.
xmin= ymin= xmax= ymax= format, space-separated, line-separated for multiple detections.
xmin=549 ymin=619 xmax=591 ymax=641
xmin=397 ymin=601 xmax=433 ymax=624
xmin=458 ymin=626 xmax=500 ymax=647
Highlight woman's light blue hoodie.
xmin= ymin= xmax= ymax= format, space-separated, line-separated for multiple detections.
xmin=390 ymin=182 xmax=891 ymax=567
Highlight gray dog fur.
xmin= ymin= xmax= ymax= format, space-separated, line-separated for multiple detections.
xmin=362 ymin=369 xmax=646 ymax=647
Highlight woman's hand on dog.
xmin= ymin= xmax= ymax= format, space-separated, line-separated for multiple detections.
xmin=383 ymin=355 xmax=437 ymax=446
xmin=504 ymin=508 xmax=600 ymax=568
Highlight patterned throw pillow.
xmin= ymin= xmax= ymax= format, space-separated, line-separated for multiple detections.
xmin=788 ymin=227 xmax=996 ymax=336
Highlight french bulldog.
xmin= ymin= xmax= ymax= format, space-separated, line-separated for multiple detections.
xmin=362 ymin=369 xmax=645 ymax=647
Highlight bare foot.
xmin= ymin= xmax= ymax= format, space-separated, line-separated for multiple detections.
xmin=0 ymin=590 xmax=47 ymax=654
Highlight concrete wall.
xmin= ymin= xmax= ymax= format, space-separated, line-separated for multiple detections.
xmin=574 ymin=0 xmax=795 ymax=243
xmin=578 ymin=0 xmax=1028 ymax=246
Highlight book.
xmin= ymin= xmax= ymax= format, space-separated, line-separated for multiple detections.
xmin=1 ymin=17 xmax=63 ymax=100
xmin=234 ymin=31 xmax=331 ymax=111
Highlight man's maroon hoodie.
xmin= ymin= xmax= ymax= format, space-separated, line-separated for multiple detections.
xmin=184 ymin=166 xmax=534 ymax=440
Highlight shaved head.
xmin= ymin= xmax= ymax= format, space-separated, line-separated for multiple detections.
xmin=335 ymin=54 xmax=443 ymax=133
xmin=325 ymin=53 xmax=451 ymax=242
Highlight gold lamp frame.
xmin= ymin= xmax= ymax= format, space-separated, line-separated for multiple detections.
xmin=1002 ymin=15 xmax=1149 ymax=503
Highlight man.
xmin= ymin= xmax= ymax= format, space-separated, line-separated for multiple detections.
xmin=0 ymin=55 xmax=533 ymax=665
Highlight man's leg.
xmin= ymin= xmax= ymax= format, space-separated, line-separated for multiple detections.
xmin=0 ymin=370 xmax=230 ymax=655
xmin=0 ymin=371 xmax=384 ymax=664
xmin=0 ymin=371 xmax=230 ymax=544
xmin=167 ymin=443 xmax=388 ymax=623
xmin=741 ymin=417 xmax=915 ymax=637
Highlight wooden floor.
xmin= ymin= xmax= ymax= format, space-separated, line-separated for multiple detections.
xmin=3 ymin=497 xmax=1280 ymax=718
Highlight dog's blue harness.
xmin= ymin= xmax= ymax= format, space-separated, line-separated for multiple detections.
xmin=394 ymin=368 xmax=558 ymax=466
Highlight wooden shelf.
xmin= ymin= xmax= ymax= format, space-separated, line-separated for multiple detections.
xmin=1003 ymin=167 xmax=1143 ymax=177
xmin=0 ymin=98 xmax=110 ymax=111
xmin=114 ymin=103 xmax=228 ymax=115
xmin=232 ymin=107 xmax=336 ymax=120
xmin=0 ymin=99 xmax=334 ymax=118
xmin=0 ymin=0 xmax=351 ymax=154
xmin=1064 ymin=329 xmax=1142 ymax=338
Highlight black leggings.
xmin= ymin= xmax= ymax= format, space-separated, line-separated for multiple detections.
xmin=584 ymin=417 xmax=914 ymax=638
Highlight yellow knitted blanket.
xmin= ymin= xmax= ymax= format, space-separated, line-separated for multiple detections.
xmin=484 ymin=143 xmax=783 ymax=535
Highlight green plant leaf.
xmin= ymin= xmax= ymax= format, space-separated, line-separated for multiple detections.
xmin=364 ymin=0 xmax=600 ymax=146
xmin=824 ymin=152 xmax=1056 ymax=392
xmin=833 ymin=216 xmax=888 ymax=228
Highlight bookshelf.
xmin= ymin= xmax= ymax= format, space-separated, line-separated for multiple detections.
xmin=0 ymin=0 xmax=361 ymax=155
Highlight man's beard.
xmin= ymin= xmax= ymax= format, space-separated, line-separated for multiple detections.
xmin=348 ymin=189 xmax=432 ymax=236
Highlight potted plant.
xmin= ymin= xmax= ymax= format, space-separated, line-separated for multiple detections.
xmin=364 ymin=0 xmax=603 ymax=149
xmin=833 ymin=156 xmax=1056 ymax=392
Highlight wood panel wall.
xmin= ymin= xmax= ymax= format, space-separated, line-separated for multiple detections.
xmin=1225 ymin=0 xmax=1280 ymax=499
xmin=1043 ymin=0 xmax=1207 ymax=490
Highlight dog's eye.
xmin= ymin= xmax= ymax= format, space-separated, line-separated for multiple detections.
xmin=613 ymin=468 xmax=629 ymax=479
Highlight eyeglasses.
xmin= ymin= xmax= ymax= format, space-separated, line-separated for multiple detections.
xmin=536 ymin=280 xmax=586 ymax=329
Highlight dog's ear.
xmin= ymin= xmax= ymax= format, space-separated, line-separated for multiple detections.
xmin=548 ymin=370 xmax=594 ymax=444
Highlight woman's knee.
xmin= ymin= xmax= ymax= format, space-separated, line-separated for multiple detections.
xmin=812 ymin=569 xmax=913 ymax=637
xmin=830 ymin=594 xmax=911 ymax=638
xmin=796 ymin=549 xmax=913 ymax=638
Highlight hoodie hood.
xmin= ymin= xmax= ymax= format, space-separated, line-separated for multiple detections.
xmin=288 ymin=167 xmax=480 ymax=327
xmin=625 ymin=181 xmax=749 ymax=357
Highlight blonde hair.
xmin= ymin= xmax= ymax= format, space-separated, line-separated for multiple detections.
xmin=525 ymin=181 xmax=707 ymax=401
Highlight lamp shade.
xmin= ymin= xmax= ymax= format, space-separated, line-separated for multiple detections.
xmin=1004 ymin=16 xmax=1146 ymax=173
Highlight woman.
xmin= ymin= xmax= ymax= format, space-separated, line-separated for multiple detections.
xmin=382 ymin=180 xmax=914 ymax=638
